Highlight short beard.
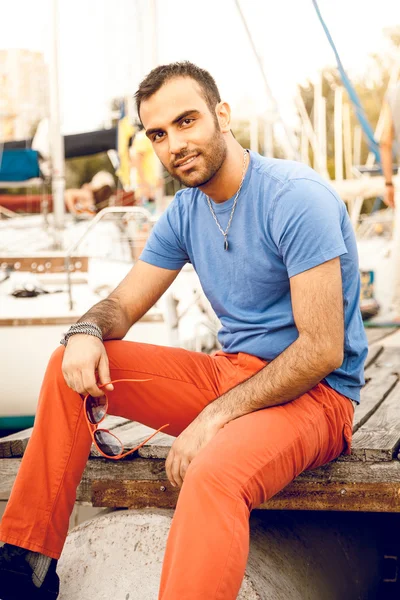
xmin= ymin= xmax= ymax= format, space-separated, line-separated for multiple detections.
xmin=167 ymin=125 xmax=227 ymax=188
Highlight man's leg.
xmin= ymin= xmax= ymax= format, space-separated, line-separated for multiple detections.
xmin=159 ymin=355 xmax=354 ymax=600
xmin=0 ymin=341 xmax=245 ymax=560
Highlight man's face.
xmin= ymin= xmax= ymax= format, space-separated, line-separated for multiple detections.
xmin=140 ymin=77 xmax=227 ymax=188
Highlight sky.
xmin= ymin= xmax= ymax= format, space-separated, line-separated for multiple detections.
xmin=1 ymin=0 xmax=399 ymax=135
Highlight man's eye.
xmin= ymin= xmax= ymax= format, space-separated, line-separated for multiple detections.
xmin=182 ymin=119 xmax=194 ymax=126
xmin=153 ymin=132 xmax=164 ymax=141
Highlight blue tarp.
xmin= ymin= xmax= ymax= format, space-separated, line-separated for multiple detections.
xmin=0 ymin=149 xmax=40 ymax=182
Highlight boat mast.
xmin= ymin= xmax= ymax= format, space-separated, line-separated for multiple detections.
xmin=49 ymin=0 xmax=65 ymax=246
xmin=148 ymin=0 xmax=165 ymax=214
xmin=149 ymin=0 xmax=158 ymax=72
xmin=234 ymin=0 xmax=299 ymax=161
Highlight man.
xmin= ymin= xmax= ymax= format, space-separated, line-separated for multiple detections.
xmin=0 ymin=61 xmax=366 ymax=600
xmin=379 ymin=82 xmax=400 ymax=321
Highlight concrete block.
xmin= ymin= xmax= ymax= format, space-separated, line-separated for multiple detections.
xmin=58 ymin=508 xmax=382 ymax=599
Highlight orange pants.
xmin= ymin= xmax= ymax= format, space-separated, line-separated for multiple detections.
xmin=0 ymin=341 xmax=354 ymax=599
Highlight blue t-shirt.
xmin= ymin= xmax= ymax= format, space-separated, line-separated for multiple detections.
xmin=140 ymin=151 xmax=368 ymax=402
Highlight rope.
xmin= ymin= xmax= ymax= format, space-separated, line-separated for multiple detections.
xmin=311 ymin=0 xmax=381 ymax=166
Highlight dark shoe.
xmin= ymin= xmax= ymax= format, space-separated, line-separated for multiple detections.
xmin=0 ymin=544 xmax=59 ymax=599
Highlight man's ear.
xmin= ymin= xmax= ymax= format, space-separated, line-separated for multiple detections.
xmin=215 ymin=101 xmax=231 ymax=133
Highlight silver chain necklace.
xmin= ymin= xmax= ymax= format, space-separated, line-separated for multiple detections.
xmin=205 ymin=149 xmax=248 ymax=251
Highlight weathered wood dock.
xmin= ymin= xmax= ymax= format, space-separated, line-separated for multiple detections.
xmin=1 ymin=328 xmax=400 ymax=514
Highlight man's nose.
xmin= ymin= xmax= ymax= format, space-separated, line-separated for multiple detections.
xmin=169 ymin=133 xmax=188 ymax=157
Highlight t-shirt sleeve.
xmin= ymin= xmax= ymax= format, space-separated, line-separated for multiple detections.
xmin=139 ymin=198 xmax=189 ymax=270
xmin=270 ymin=178 xmax=348 ymax=278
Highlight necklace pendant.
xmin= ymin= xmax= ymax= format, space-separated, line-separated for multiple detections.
xmin=224 ymin=238 xmax=229 ymax=251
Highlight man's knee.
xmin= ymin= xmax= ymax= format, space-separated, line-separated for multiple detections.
xmin=45 ymin=346 xmax=69 ymax=388
xmin=184 ymin=455 xmax=241 ymax=500
xmin=48 ymin=345 xmax=65 ymax=370
xmin=103 ymin=339 xmax=155 ymax=370
xmin=184 ymin=449 xmax=287 ymax=511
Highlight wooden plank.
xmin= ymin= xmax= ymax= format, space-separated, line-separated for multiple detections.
xmin=90 ymin=479 xmax=400 ymax=513
xmin=0 ymin=418 xmax=130 ymax=459
xmin=85 ymin=459 xmax=400 ymax=512
xmin=0 ymin=255 xmax=89 ymax=273
xmin=89 ymin=421 xmax=164 ymax=457
xmin=350 ymin=383 xmax=400 ymax=461
xmin=368 ymin=345 xmax=400 ymax=373
xmin=351 ymin=369 xmax=398 ymax=435
xmin=0 ymin=457 xmax=166 ymax=501
xmin=0 ymin=312 xmax=163 ymax=327
xmin=99 ymin=416 xmax=131 ymax=431
xmin=92 ymin=480 xmax=178 ymax=509
xmin=138 ymin=433 xmax=175 ymax=459
xmin=0 ymin=317 xmax=86 ymax=327
xmin=0 ymin=458 xmax=22 ymax=497
xmin=261 ymin=481 xmax=400 ymax=512
xmin=347 ymin=346 xmax=400 ymax=438
xmin=0 ymin=418 xmax=169 ymax=459
xmin=3 ymin=457 xmax=400 ymax=513
xmin=364 ymin=327 xmax=398 ymax=345
xmin=364 ymin=344 xmax=383 ymax=369
xmin=351 ymin=346 xmax=400 ymax=462
xmin=0 ymin=428 xmax=33 ymax=458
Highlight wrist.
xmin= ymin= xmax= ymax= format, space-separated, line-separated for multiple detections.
xmin=200 ymin=395 xmax=240 ymax=428
xmin=60 ymin=321 xmax=103 ymax=347
xmin=65 ymin=332 xmax=103 ymax=346
xmin=199 ymin=403 xmax=228 ymax=429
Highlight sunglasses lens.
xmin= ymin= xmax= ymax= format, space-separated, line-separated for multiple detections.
xmin=86 ymin=394 xmax=107 ymax=424
xmin=94 ymin=429 xmax=122 ymax=457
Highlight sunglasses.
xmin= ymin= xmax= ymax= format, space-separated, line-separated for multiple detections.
xmin=83 ymin=378 xmax=169 ymax=460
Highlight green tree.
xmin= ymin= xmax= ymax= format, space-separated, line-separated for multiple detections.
xmin=65 ymin=153 xmax=115 ymax=189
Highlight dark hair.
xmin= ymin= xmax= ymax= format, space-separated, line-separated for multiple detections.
xmin=93 ymin=185 xmax=114 ymax=208
xmin=134 ymin=61 xmax=221 ymax=119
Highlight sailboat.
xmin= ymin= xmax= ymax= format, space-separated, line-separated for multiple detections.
xmin=0 ymin=1 xmax=219 ymax=434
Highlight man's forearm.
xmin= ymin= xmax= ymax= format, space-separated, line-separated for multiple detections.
xmin=380 ymin=144 xmax=393 ymax=183
xmin=78 ymin=297 xmax=131 ymax=340
xmin=200 ymin=335 xmax=342 ymax=427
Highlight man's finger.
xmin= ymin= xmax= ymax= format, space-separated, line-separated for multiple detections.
xmin=98 ymin=353 xmax=114 ymax=392
xmin=82 ymin=369 xmax=104 ymax=398
xmin=165 ymin=450 xmax=176 ymax=487
xmin=179 ymin=458 xmax=190 ymax=484
xmin=73 ymin=372 xmax=86 ymax=396
xmin=171 ymin=455 xmax=183 ymax=488
xmin=62 ymin=371 xmax=75 ymax=392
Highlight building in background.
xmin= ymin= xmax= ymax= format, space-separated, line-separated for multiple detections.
xmin=0 ymin=49 xmax=48 ymax=142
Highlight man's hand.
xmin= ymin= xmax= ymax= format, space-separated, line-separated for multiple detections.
xmin=384 ymin=185 xmax=395 ymax=208
xmin=62 ymin=334 xmax=114 ymax=397
xmin=165 ymin=414 xmax=224 ymax=488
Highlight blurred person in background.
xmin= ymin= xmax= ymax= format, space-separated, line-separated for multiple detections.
xmin=380 ymin=81 xmax=400 ymax=321
xmin=64 ymin=170 xmax=116 ymax=216
xmin=130 ymin=122 xmax=162 ymax=212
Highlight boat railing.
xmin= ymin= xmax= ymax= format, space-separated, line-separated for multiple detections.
xmin=64 ymin=206 xmax=154 ymax=310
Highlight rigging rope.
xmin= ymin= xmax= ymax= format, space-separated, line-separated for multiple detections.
xmin=311 ymin=0 xmax=381 ymax=166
